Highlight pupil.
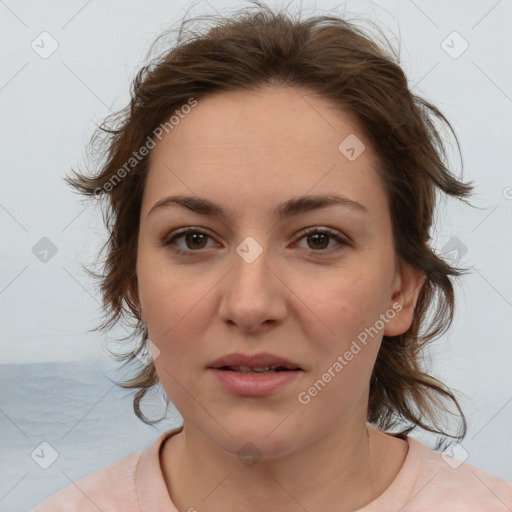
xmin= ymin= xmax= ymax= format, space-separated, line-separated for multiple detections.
xmin=186 ymin=233 xmax=207 ymax=249
xmin=309 ymin=233 xmax=328 ymax=250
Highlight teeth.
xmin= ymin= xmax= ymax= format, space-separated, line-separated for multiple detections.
xmin=227 ymin=365 xmax=275 ymax=373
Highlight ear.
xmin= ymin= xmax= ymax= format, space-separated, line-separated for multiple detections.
xmin=383 ymin=262 xmax=426 ymax=337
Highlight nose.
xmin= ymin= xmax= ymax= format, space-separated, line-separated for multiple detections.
xmin=217 ymin=239 xmax=287 ymax=334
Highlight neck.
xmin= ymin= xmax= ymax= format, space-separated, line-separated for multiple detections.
xmin=160 ymin=416 xmax=408 ymax=512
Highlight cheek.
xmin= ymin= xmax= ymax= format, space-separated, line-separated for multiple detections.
xmin=137 ymin=242 xmax=206 ymax=333
xmin=136 ymin=244 xmax=231 ymax=375
xmin=292 ymin=266 xmax=394 ymax=409
xmin=293 ymin=273 xmax=386 ymax=420
xmin=296 ymin=268 xmax=389 ymax=350
xmin=136 ymin=251 xmax=213 ymax=409
xmin=138 ymin=273 xmax=211 ymax=347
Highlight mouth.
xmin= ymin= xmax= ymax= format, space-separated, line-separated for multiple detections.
xmin=216 ymin=365 xmax=302 ymax=374
xmin=207 ymin=352 xmax=304 ymax=373
xmin=208 ymin=366 xmax=303 ymax=396
xmin=207 ymin=352 xmax=304 ymax=396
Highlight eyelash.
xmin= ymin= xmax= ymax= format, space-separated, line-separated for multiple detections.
xmin=162 ymin=226 xmax=350 ymax=256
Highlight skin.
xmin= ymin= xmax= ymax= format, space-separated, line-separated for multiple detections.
xmin=135 ymin=86 xmax=425 ymax=512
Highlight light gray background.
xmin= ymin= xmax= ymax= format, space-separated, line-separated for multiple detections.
xmin=1 ymin=0 xmax=511 ymax=510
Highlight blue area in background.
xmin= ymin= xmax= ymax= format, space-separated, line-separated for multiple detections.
xmin=0 ymin=360 xmax=182 ymax=512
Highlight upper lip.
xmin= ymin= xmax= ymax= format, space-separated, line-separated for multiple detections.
xmin=208 ymin=352 xmax=303 ymax=370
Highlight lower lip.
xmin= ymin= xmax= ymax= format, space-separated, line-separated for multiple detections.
xmin=208 ymin=368 xmax=302 ymax=396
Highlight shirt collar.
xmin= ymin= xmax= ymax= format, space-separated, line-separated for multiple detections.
xmin=136 ymin=425 xmax=184 ymax=511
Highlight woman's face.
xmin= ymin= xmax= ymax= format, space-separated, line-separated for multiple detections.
xmin=136 ymin=86 xmax=423 ymax=457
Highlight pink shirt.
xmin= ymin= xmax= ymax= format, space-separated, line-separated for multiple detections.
xmin=32 ymin=426 xmax=512 ymax=511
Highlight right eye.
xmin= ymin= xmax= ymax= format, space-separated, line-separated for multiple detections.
xmin=162 ymin=228 xmax=217 ymax=255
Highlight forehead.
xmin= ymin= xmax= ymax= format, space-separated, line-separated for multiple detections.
xmin=151 ymin=86 xmax=374 ymax=161
xmin=143 ymin=86 xmax=386 ymax=218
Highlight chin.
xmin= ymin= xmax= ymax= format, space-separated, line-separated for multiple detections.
xmin=208 ymin=416 xmax=308 ymax=461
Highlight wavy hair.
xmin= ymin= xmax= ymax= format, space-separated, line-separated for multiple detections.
xmin=66 ymin=1 xmax=473 ymax=449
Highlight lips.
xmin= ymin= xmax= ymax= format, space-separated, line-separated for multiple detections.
xmin=219 ymin=365 xmax=294 ymax=373
xmin=207 ymin=352 xmax=303 ymax=373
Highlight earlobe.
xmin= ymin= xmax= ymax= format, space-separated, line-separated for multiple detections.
xmin=384 ymin=264 xmax=426 ymax=337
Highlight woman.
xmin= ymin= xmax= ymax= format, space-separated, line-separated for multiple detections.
xmin=32 ymin=1 xmax=512 ymax=510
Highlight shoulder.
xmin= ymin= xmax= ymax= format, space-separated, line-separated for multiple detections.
xmin=30 ymin=450 xmax=143 ymax=512
xmin=407 ymin=437 xmax=512 ymax=510
xmin=30 ymin=426 xmax=183 ymax=512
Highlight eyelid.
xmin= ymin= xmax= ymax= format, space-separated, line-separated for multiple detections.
xmin=161 ymin=226 xmax=215 ymax=253
xmin=295 ymin=226 xmax=350 ymax=244
xmin=162 ymin=226 xmax=350 ymax=255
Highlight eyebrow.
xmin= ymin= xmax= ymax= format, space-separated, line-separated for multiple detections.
xmin=147 ymin=193 xmax=368 ymax=220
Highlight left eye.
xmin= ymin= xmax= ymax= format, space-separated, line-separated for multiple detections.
xmin=162 ymin=227 xmax=348 ymax=254
xmin=295 ymin=228 xmax=348 ymax=251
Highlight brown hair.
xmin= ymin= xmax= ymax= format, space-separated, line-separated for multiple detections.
xmin=66 ymin=1 xmax=473 ymax=449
